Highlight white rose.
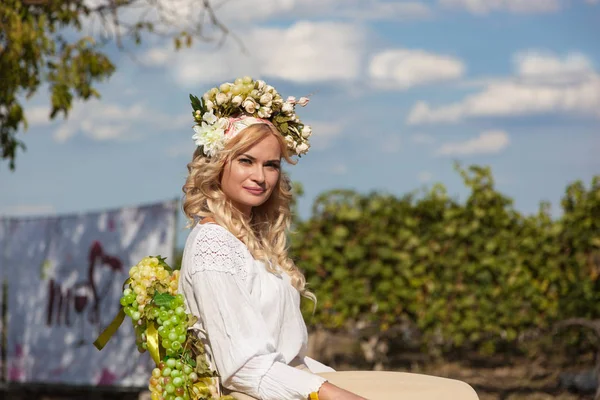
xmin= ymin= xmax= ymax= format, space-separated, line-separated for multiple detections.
xmin=296 ymin=142 xmax=309 ymax=155
xmin=243 ymin=98 xmax=257 ymax=114
xmin=282 ymin=102 xmax=294 ymax=113
xmin=255 ymin=80 xmax=265 ymax=90
xmin=231 ymin=95 xmax=243 ymax=107
xmin=286 ymin=96 xmax=296 ymax=104
xmin=205 ymin=100 xmax=214 ymax=111
xmin=216 ymin=92 xmax=228 ymax=105
xmin=301 ymin=125 xmax=312 ymax=138
xmin=266 ymin=85 xmax=275 ymax=93
xmin=259 ymin=93 xmax=273 ymax=105
xmin=297 ymin=97 xmax=309 ymax=107
xmin=257 ymin=108 xmax=268 ymax=118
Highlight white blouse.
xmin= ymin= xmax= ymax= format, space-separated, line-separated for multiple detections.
xmin=178 ymin=223 xmax=333 ymax=400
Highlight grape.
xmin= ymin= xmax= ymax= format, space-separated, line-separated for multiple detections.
xmin=173 ymin=377 xmax=183 ymax=387
xmin=166 ymin=359 xmax=176 ymax=368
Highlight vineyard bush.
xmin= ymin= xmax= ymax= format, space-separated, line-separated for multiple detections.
xmin=291 ymin=164 xmax=600 ymax=358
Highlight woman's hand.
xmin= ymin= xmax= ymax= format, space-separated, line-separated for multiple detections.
xmin=316 ymin=382 xmax=369 ymax=400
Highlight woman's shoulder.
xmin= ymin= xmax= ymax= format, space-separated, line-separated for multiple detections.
xmin=186 ymin=222 xmax=244 ymax=251
xmin=183 ymin=222 xmax=251 ymax=277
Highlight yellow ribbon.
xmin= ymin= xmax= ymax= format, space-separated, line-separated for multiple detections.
xmin=93 ymin=307 xmax=125 ymax=350
xmin=146 ymin=320 xmax=161 ymax=365
xmin=93 ymin=278 xmax=131 ymax=351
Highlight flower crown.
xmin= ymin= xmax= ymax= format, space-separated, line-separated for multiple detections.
xmin=190 ymin=76 xmax=312 ymax=158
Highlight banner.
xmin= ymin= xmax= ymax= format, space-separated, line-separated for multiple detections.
xmin=3 ymin=200 xmax=178 ymax=386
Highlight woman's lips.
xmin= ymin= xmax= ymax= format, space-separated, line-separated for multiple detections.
xmin=244 ymin=187 xmax=265 ymax=195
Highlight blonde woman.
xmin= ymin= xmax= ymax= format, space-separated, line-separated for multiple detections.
xmin=179 ymin=77 xmax=479 ymax=400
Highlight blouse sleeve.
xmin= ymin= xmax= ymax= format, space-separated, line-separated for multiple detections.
xmin=182 ymin=225 xmax=326 ymax=400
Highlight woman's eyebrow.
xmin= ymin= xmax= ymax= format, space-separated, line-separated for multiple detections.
xmin=241 ymin=154 xmax=280 ymax=163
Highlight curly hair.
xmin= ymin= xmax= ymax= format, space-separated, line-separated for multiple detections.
xmin=182 ymin=123 xmax=313 ymax=300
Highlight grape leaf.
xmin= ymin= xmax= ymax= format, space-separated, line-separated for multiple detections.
xmin=154 ymin=293 xmax=175 ymax=307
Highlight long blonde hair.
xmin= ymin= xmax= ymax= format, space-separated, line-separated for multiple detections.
xmin=182 ymin=123 xmax=312 ymax=299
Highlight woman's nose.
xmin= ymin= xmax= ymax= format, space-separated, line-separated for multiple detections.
xmin=251 ymin=166 xmax=265 ymax=183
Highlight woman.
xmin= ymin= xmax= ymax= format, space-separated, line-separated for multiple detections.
xmin=179 ymin=77 xmax=479 ymax=400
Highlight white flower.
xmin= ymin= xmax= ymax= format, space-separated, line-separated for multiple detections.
xmin=258 ymin=107 xmax=272 ymax=119
xmin=301 ymin=125 xmax=312 ymax=138
xmin=296 ymin=142 xmax=309 ymax=155
xmin=202 ymin=111 xmax=217 ymax=124
xmin=286 ymin=96 xmax=296 ymax=104
xmin=216 ymin=92 xmax=228 ymax=105
xmin=243 ymin=98 xmax=257 ymax=114
xmin=205 ymin=100 xmax=214 ymax=111
xmin=195 ymin=109 xmax=201 ymax=116
xmin=297 ymin=97 xmax=309 ymax=107
xmin=255 ymin=80 xmax=265 ymax=90
xmin=231 ymin=95 xmax=243 ymax=107
xmin=259 ymin=93 xmax=273 ymax=105
xmin=192 ymin=118 xmax=229 ymax=157
xmin=282 ymin=102 xmax=294 ymax=113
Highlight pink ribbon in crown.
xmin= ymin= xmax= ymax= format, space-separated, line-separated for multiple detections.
xmin=224 ymin=115 xmax=276 ymax=140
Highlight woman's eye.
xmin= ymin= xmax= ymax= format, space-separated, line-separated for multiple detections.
xmin=239 ymin=158 xmax=252 ymax=164
xmin=266 ymin=163 xmax=280 ymax=170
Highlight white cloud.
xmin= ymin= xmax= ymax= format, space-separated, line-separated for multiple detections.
xmin=257 ymin=22 xmax=364 ymax=83
xmin=515 ymin=50 xmax=595 ymax=82
xmin=418 ymin=171 xmax=433 ymax=182
xmin=338 ymin=1 xmax=432 ymax=20
xmin=216 ymin=0 xmax=431 ymax=23
xmin=0 ymin=204 xmax=56 ymax=216
xmin=26 ymin=106 xmax=53 ymax=126
xmin=143 ymin=21 xmax=364 ymax=86
xmin=369 ymin=49 xmax=465 ymax=90
xmin=29 ymin=100 xmax=189 ymax=143
xmin=407 ymin=51 xmax=600 ymax=124
xmin=435 ymin=130 xmax=510 ymax=156
xmin=438 ymin=0 xmax=561 ymax=14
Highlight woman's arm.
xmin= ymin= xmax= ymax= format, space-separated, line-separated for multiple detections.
xmin=317 ymin=382 xmax=368 ymax=400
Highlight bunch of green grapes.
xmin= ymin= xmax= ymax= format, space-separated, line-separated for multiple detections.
xmin=148 ymin=358 xmax=225 ymax=400
xmin=157 ymin=294 xmax=188 ymax=356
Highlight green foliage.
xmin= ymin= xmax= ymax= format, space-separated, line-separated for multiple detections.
xmin=292 ymin=165 xmax=600 ymax=357
xmin=1 ymin=0 xmax=115 ymax=169
xmin=0 ymin=0 xmax=229 ymax=170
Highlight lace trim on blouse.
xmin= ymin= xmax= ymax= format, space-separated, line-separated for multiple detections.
xmin=189 ymin=224 xmax=248 ymax=281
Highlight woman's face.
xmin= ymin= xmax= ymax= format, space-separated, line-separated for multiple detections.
xmin=221 ymin=133 xmax=282 ymax=216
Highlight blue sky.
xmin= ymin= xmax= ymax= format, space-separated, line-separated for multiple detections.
xmin=1 ymin=0 xmax=599 ymax=248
